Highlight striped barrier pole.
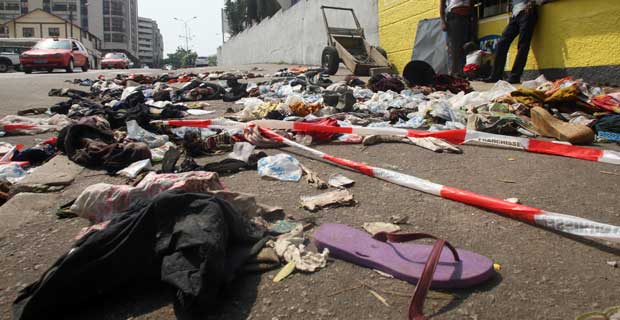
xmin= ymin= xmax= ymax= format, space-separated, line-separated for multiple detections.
xmin=255 ymin=124 xmax=620 ymax=243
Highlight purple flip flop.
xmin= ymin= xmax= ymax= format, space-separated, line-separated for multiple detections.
xmin=313 ymin=224 xmax=495 ymax=289
xmin=314 ymin=224 xmax=496 ymax=319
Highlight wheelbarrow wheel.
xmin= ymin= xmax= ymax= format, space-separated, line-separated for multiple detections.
xmin=321 ymin=47 xmax=340 ymax=75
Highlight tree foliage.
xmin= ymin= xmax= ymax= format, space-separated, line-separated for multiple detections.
xmin=207 ymin=55 xmax=218 ymax=66
xmin=225 ymin=0 xmax=247 ymax=35
xmin=162 ymin=47 xmax=198 ymax=69
xmin=225 ymin=0 xmax=281 ymax=35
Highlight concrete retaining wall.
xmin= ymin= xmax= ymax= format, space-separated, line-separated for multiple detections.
xmin=218 ymin=0 xmax=379 ymax=66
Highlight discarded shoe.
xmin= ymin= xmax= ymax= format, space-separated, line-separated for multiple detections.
xmin=314 ymin=224 xmax=495 ymax=319
xmin=531 ymin=107 xmax=595 ymax=145
xmin=482 ymin=76 xmax=501 ymax=83
xmin=507 ymin=75 xmax=521 ymax=84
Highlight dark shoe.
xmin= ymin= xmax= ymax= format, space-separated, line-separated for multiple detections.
xmin=507 ymin=75 xmax=521 ymax=84
xmin=161 ymin=148 xmax=181 ymax=173
xmin=483 ymin=77 xmax=501 ymax=83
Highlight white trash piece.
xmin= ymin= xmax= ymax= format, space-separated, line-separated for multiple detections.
xmin=126 ymin=120 xmax=169 ymax=148
xmin=150 ymin=142 xmax=177 ymax=163
xmin=258 ymin=153 xmax=302 ymax=182
xmin=0 ymin=163 xmax=27 ymax=183
xmin=117 ymin=159 xmax=153 ymax=179
xmin=187 ymin=109 xmax=216 ymax=116
xmin=228 ymin=142 xmax=256 ymax=163
xmin=328 ymin=174 xmax=355 ymax=189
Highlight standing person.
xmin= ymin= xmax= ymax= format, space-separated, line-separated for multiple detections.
xmin=440 ymin=0 xmax=477 ymax=77
xmin=484 ymin=0 xmax=554 ymax=84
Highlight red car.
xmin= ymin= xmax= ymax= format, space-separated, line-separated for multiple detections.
xmin=101 ymin=52 xmax=130 ymax=69
xmin=20 ymin=38 xmax=89 ymax=74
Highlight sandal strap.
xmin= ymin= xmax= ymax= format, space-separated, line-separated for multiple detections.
xmin=373 ymin=232 xmax=460 ymax=262
xmin=372 ymin=232 xmax=461 ymax=320
xmin=409 ymin=239 xmax=447 ymax=320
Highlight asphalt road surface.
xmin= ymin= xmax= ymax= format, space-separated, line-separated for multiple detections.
xmin=0 ymin=65 xmax=618 ymax=320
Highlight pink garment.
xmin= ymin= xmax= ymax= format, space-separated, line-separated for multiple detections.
xmin=71 ymin=171 xmax=225 ymax=224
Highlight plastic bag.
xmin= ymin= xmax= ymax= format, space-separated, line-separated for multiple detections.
xmin=170 ymin=127 xmax=216 ymax=139
xmin=126 ymin=120 xmax=169 ymax=148
xmin=521 ymin=75 xmax=548 ymax=89
xmin=150 ymin=142 xmax=177 ymax=162
xmin=449 ymin=81 xmax=516 ymax=110
xmin=237 ymin=97 xmax=265 ymax=121
xmin=0 ymin=163 xmax=27 ymax=183
xmin=258 ymin=153 xmax=302 ymax=182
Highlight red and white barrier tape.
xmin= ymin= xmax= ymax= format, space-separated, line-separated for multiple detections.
xmin=253 ymin=120 xmax=620 ymax=166
xmin=155 ymin=119 xmax=244 ymax=130
xmin=255 ymin=125 xmax=620 ymax=243
xmin=154 ymin=119 xmax=620 ymax=165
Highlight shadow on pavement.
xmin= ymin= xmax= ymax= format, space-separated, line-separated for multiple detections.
xmin=431 ymin=272 xmax=504 ymax=318
xmin=61 ymin=274 xmax=262 ymax=320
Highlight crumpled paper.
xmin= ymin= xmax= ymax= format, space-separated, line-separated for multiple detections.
xmin=269 ymin=225 xmax=329 ymax=272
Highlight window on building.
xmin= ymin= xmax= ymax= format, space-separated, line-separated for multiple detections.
xmin=52 ymin=1 xmax=77 ymax=12
xmin=111 ymin=17 xmax=124 ymax=32
xmin=20 ymin=0 xmax=27 ymax=14
xmin=110 ymin=1 xmax=123 ymax=16
xmin=111 ymin=33 xmax=125 ymax=43
xmin=478 ymin=0 xmax=510 ymax=19
xmin=22 ymin=27 xmax=34 ymax=37
xmin=48 ymin=27 xmax=60 ymax=37
xmin=52 ymin=2 xmax=66 ymax=11
xmin=3 ymin=1 xmax=20 ymax=11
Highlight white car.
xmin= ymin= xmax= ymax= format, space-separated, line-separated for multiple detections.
xmin=0 ymin=47 xmax=24 ymax=73
xmin=195 ymin=56 xmax=209 ymax=67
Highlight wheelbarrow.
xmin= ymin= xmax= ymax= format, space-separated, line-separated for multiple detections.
xmin=320 ymin=5 xmax=391 ymax=76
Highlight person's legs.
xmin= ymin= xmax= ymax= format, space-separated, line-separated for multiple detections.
xmin=508 ymin=10 xmax=538 ymax=82
xmin=486 ymin=17 xmax=520 ymax=81
xmin=447 ymin=13 xmax=471 ymax=76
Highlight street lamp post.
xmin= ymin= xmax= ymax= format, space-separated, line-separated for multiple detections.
xmin=174 ymin=16 xmax=197 ymax=52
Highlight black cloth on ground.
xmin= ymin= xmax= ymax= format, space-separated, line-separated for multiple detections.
xmin=12 ymin=144 xmax=56 ymax=165
xmin=57 ymin=124 xmax=151 ymax=173
xmin=48 ymin=88 xmax=90 ymax=98
xmin=125 ymin=90 xmax=146 ymax=109
xmin=12 ymin=190 xmax=266 ymax=320
xmin=594 ymin=114 xmax=620 ymax=133
xmin=160 ymin=104 xmax=187 ymax=119
xmin=180 ymin=152 xmax=267 ymax=176
xmin=222 ymin=78 xmax=249 ymax=102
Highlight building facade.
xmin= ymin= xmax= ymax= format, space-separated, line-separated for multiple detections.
xmin=378 ymin=0 xmax=620 ymax=84
xmin=138 ymin=16 xmax=163 ymax=67
xmin=1 ymin=8 xmax=102 ymax=67
xmin=0 ymin=0 xmax=138 ymax=62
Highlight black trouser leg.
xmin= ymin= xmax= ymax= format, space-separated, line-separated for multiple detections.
xmin=490 ymin=16 xmax=520 ymax=79
xmin=509 ymin=11 xmax=538 ymax=79
xmin=447 ymin=13 xmax=472 ymax=76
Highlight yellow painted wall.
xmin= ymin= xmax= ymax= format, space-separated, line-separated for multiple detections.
xmin=379 ymin=0 xmax=620 ymax=73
